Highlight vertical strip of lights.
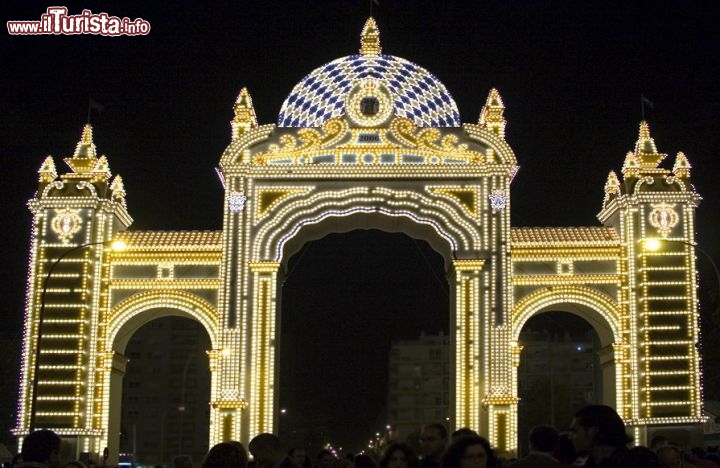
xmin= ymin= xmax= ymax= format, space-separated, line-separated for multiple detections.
xmin=248 ymin=262 xmax=279 ymax=437
xmin=453 ymin=260 xmax=484 ymax=433
xmin=685 ymin=207 xmax=702 ymax=419
xmin=453 ymin=266 xmax=467 ymax=428
xmin=83 ymin=212 xmax=109 ymax=447
xmin=639 ymin=206 xmax=652 ymax=419
xmin=500 ymin=175 xmax=516 ymax=454
xmin=94 ymin=235 xmax=115 ymax=453
xmin=627 ymin=207 xmax=642 ymax=421
xmin=237 ymin=178 xmax=254 ymax=441
xmin=18 ymin=208 xmax=42 ymax=431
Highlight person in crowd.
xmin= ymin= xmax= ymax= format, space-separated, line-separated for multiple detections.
xmin=506 ymin=425 xmax=567 ymax=468
xmin=62 ymin=462 xmax=87 ymax=468
xmin=650 ymin=436 xmax=669 ymax=451
xmin=249 ymin=434 xmax=294 ymax=468
xmin=689 ymin=448 xmax=720 ymax=468
xmin=171 ymin=455 xmax=194 ymax=468
xmin=419 ymin=424 xmax=449 ymax=468
xmin=19 ymin=429 xmax=62 ymax=468
xmin=353 ymin=455 xmax=377 ymax=468
xmin=440 ymin=435 xmax=495 ymax=468
xmin=569 ymin=404 xmax=634 ymax=468
xmin=289 ymin=448 xmax=311 ymax=468
xmin=552 ymin=433 xmax=579 ymax=466
xmin=450 ymin=430 xmax=478 ymax=444
xmin=316 ymin=450 xmax=337 ymax=468
xmin=201 ymin=441 xmax=248 ymax=468
xmin=628 ymin=447 xmax=659 ymax=468
xmin=11 ymin=454 xmax=23 ymax=468
xmin=706 ymin=447 xmax=720 ymax=466
xmin=380 ymin=443 xmax=418 ymax=468
xmin=656 ymin=445 xmax=696 ymax=468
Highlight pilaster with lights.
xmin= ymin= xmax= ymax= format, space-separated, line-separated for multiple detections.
xmin=475 ymin=89 xmax=518 ymax=454
xmin=598 ymin=122 xmax=704 ymax=441
xmin=17 ymin=125 xmax=132 ymax=455
xmin=208 ymin=86 xmax=259 ymax=444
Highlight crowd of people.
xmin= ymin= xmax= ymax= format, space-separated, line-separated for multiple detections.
xmin=9 ymin=405 xmax=720 ymax=468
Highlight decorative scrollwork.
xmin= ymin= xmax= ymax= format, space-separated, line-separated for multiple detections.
xmin=253 ymin=118 xmax=348 ymax=164
xmin=252 ymin=115 xmax=485 ymax=165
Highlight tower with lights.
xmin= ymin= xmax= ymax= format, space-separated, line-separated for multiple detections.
xmin=16 ymin=18 xmax=705 ymax=461
xmin=18 ymin=125 xmax=131 ymax=453
xmin=598 ymin=122 xmax=703 ymax=440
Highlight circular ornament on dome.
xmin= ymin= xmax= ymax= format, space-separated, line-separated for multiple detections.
xmin=345 ymin=78 xmax=394 ymax=127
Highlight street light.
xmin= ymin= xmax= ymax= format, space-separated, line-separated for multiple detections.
xmin=28 ymin=239 xmax=127 ymax=432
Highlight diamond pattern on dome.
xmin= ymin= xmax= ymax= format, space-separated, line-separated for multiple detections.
xmin=278 ymin=54 xmax=460 ymax=128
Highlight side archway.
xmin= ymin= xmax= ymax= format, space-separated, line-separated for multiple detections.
xmin=100 ymin=291 xmax=220 ymax=462
xmin=511 ymin=286 xmax=624 ymax=414
xmin=107 ymin=290 xmax=220 ymax=353
xmin=512 ymin=286 xmax=621 ymax=346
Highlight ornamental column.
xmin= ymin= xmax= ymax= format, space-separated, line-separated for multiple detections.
xmin=246 ymin=261 xmax=281 ymax=438
xmin=100 ymin=351 xmax=128 ymax=466
xmin=451 ymin=260 xmax=485 ymax=432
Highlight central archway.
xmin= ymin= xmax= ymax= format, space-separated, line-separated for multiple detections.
xmin=236 ymin=185 xmax=499 ymax=445
xmin=217 ymin=87 xmax=518 ymax=450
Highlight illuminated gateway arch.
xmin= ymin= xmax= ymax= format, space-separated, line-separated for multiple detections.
xmin=16 ymin=18 xmax=704 ymax=461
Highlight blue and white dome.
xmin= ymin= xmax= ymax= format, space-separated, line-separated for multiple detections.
xmin=278 ymin=27 xmax=461 ymax=129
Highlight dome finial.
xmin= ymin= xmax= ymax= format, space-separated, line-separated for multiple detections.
xmin=64 ymin=124 xmax=99 ymax=174
xmin=73 ymin=124 xmax=97 ymax=159
xmin=231 ymin=87 xmax=258 ymax=140
xmin=633 ymin=120 xmax=666 ymax=168
xmin=478 ymin=88 xmax=506 ymax=138
xmin=360 ymin=17 xmax=381 ymax=56
xmin=602 ymin=171 xmax=621 ymax=208
xmin=38 ymin=155 xmax=57 ymax=183
xmin=110 ymin=175 xmax=127 ymax=206
xmin=673 ymin=151 xmax=691 ymax=178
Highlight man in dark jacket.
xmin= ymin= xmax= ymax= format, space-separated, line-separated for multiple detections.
xmin=506 ymin=425 xmax=568 ymax=468
xmin=249 ymin=433 xmax=298 ymax=468
xmin=19 ymin=430 xmax=61 ymax=468
xmin=569 ymin=405 xmax=633 ymax=468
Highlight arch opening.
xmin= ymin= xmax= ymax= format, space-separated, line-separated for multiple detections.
xmin=516 ymin=311 xmax=603 ymax=454
xmin=278 ymin=212 xmax=455 ymax=273
xmin=512 ymin=290 xmax=622 ymax=456
xmin=278 ymin=229 xmax=450 ymax=454
xmin=105 ymin=294 xmax=219 ymax=466
xmin=118 ymin=316 xmax=212 ymax=465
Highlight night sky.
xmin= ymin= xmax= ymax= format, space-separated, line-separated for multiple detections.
xmin=3 ymin=0 xmax=720 ymax=452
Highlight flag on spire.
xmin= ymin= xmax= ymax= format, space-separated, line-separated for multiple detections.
xmin=87 ymin=97 xmax=105 ymax=122
xmin=640 ymin=95 xmax=654 ymax=120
